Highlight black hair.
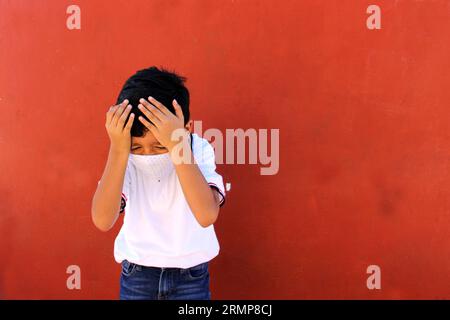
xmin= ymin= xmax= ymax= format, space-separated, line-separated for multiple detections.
xmin=116 ymin=66 xmax=190 ymax=137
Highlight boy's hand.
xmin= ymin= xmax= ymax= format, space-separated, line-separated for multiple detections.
xmin=137 ymin=96 xmax=186 ymax=151
xmin=105 ymin=99 xmax=135 ymax=153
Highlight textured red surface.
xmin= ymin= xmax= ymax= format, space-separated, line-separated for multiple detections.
xmin=0 ymin=0 xmax=449 ymax=299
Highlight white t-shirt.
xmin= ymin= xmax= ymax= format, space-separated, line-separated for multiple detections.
xmin=112 ymin=133 xmax=225 ymax=268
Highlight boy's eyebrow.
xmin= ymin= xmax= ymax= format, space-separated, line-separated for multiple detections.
xmin=132 ymin=142 xmax=164 ymax=147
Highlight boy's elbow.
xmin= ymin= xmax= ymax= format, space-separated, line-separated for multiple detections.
xmin=199 ymin=221 xmax=211 ymax=228
xmin=199 ymin=221 xmax=213 ymax=228
xmin=91 ymin=210 xmax=114 ymax=232
xmin=198 ymin=207 xmax=219 ymax=228
xmin=94 ymin=221 xmax=113 ymax=232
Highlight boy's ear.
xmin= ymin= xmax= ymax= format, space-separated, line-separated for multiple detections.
xmin=185 ymin=119 xmax=193 ymax=132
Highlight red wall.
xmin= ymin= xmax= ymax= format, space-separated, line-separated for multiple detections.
xmin=1 ymin=0 xmax=449 ymax=299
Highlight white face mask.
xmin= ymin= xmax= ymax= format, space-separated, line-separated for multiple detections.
xmin=128 ymin=152 xmax=175 ymax=180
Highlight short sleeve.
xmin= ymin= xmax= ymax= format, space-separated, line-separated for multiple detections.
xmin=192 ymin=134 xmax=226 ymax=207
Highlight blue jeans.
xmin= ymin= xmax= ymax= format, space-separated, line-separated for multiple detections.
xmin=119 ymin=260 xmax=211 ymax=300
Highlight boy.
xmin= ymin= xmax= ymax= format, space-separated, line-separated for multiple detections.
xmin=91 ymin=66 xmax=226 ymax=300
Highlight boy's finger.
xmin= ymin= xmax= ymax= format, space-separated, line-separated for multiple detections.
xmin=118 ymin=104 xmax=132 ymax=127
xmin=113 ymin=100 xmax=129 ymax=126
xmin=139 ymin=98 xmax=164 ymax=120
xmin=108 ymin=100 xmax=126 ymax=125
xmin=124 ymin=113 xmax=135 ymax=132
xmin=138 ymin=115 xmax=158 ymax=134
xmin=112 ymin=99 xmax=128 ymax=113
xmin=137 ymin=104 xmax=161 ymax=126
xmin=173 ymin=99 xmax=184 ymax=119
xmin=107 ymin=102 xmax=121 ymax=117
xmin=147 ymin=96 xmax=171 ymax=115
xmin=106 ymin=105 xmax=115 ymax=124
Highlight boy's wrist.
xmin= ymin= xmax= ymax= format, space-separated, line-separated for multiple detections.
xmin=167 ymin=128 xmax=191 ymax=153
xmin=109 ymin=145 xmax=130 ymax=157
xmin=168 ymin=129 xmax=193 ymax=165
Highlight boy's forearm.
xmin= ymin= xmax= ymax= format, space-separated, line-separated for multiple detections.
xmin=91 ymin=147 xmax=129 ymax=231
xmin=170 ymin=145 xmax=220 ymax=228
